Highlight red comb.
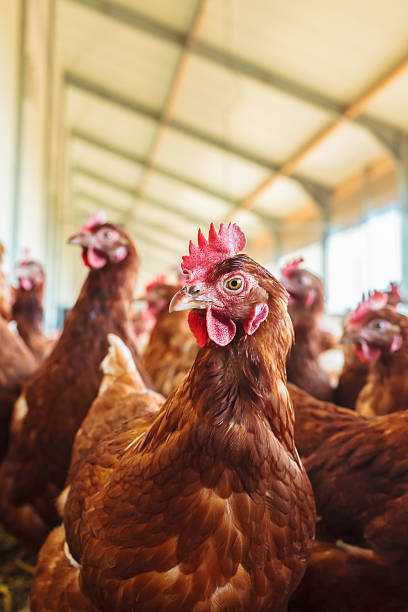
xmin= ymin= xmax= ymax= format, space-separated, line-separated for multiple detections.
xmin=145 ymin=274 xmax=167 ymax=293
xmin=349 ymin=291 xmax=388 ymax=326
xmin=81 ymin=210 xmax=107 ymax=232
xmin=181 ymin=223 xmax=246 ymax=282
xmin=281 ymin=257 xmax=304 ymax=278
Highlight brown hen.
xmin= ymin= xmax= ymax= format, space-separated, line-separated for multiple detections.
xmin=281 ymin=259 xmax=333 ymax=401
xmin=142 ymin=281 xmax=198 ymax=396
xmin=288 ymin=382 xmax=361 ymax=458
xmin=335 ymin=284 xmax=403 ymax=409
xmin=0 ymin=316 xmax=37 ymax=459
xmin=0 ymin=213 xmax=145 ymax=549
xmin=31 ymin=223 xmax=315 ymax=611
xmin=342 ymin=300 xmax=408 ymax=416
xmin=12 ymin=259 xmax=55 ymax=362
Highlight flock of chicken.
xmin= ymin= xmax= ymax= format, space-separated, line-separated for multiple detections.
xmin=0 ymin=210 xmax=407 ymax=611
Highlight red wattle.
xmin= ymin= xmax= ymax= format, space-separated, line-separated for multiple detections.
xmin=82 ymin=248 xmax=108 ymax=269
xmin=188 ymin=311 xmax=208 ymax=347
xmin=355 ymin=340 xmax=382 ymax=363
xmin=206 ymin=307 xmax=236 ymax=347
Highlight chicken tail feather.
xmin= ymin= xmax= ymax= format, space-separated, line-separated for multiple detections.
xmin=99 ymin=334 xmax=144 ymax=394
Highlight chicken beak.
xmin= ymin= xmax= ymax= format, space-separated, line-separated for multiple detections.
xmin=169 ymin=288 xmax=208 ymax=313
xmin=340 ymin=327 xmax=360 ymax=345
xmin=68 ymin=232 xmax=91 ymax=247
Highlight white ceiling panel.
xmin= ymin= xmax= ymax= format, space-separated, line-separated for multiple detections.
xmin=155 ymin=128 xmax=268 ymax=201
xmin=133 ymin=199 xmax=199 ymax=236
xmin=144 ymin=169 xmax=232 ymax=221
xmin=75 ymin=197 xmax=125 ymax=225
xmin=231 ymin=209 xmax=266 ymax=241
xmin=253 ymin=177 xmax=312 ymax=219
xmin=171 ymin=54 xmax=334 ymax=164
xmin=364 ymin=69 xmax=408 ymax=131
xmin=66 ymin=88 xmax=156 ymax=157
xmin=71 ymin=139 xmax=143 ymax=188
xmin=72 ymin=173 xmax=134 ymax=210
xmin=116 ymin=0 xmax=199 ymax=32
xmin=58 ymin=1 xmax=181 ymax=110
xmin=296 ymin=123 xmax=388 ymax=187
xmin=199 ymin=0 xmax=408 ymax=104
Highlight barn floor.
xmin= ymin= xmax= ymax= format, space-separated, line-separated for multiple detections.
xmin=0 ymin=524 xmax=36 ymax=612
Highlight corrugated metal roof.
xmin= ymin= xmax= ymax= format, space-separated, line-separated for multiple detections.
xmin=56 ymin=0 xmax=408 ymax=284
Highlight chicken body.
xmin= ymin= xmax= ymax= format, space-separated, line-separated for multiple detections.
xmin=282 ymin=265 xmax=333 ymax=401
xmin=345 ymin=307 xmax=408 ymax=416
xmin=31 ymin=249 xmax=315 ymax=611
xmin=334 ymin=342 xmax=368 ymax=408
xmin=0 ymin=242 xmax=12 ymax=320
xmin=289 ymin=384 xmax=408 ymax=610
xmin=0 ymin=223 xmax=143 ymax=549
xmin=288 ymin=382 xmax=361 ymax=458
xmin=289 ymin=540 xmax=408 ymax=612
xmin=304 ymin=410 xmax=408 ymax=559
xmin=0 ymin=316 xmax=37 ymax=459
xmin=142 ymin=283 xmax=198 ymax=396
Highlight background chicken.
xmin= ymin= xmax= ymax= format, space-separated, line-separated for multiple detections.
xmin=31 ymin=223 xmax=315 ymax=611
xmin=334 ymin=284 xmax=402 ymax=409
xmin=281 ymin=258 xmax=333 ymax=401
xmin=142 ymin=279 xmax=198 ymax=396
xmin=341 ymin=293 xmax=408 ymax=416
xmin=289 ymin=540 xmax=408 ymax=612
xmin=12 ymin=258 xmax=55 ymax=362
xmin=288 ymin=382 xmax=361 ymax=458
xmin=0 ymin=243 xmax=12 ymax=321
xmin=0 ymin=316 xmax=37 ymax=460
xmin=0 ymin=212 xmax=146 ymax=550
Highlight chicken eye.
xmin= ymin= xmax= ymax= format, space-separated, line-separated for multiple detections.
xmin=224 ymin=276 xmax=244 ymax=293
xmin=375 ymin=321 xmax=386 ymax=329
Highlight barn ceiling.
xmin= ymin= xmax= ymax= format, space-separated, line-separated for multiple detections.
xmin=56 ymin=0 xmax=408 ymax=285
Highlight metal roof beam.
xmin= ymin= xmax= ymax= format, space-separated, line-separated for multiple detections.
xmin=62 ymin=0 xmax=408 ymax=157
xmin=71 ymin=131 xmax=285 ymax=224
xmin=66 ymin=74 xmax=330 ymax=207
xmin=71 ymin=130 xmax=240 ymax=210
xmin=70 ymin=156 xmax=214 ymax=226
xmin=232 ymin=55 xmax=408 ymax=220
xmin=131 ymin=0 xmax=209 ymax=213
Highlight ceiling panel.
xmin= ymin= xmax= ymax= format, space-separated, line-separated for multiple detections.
xmin=133 ymin=199 xmax=200 ymax=236
xmin=171 ymin=54 xmax=334 ymax=164
xmin=199 ymin=0 xmax=408 ymax=104
xmin=253 ymin=177 xmax=312 ymax=219
xmin=58 ymin=1 xmax=181 ymax=110
xmin=231 ymin=209 xmax=266 ymax=241
xmin=296 ymin=123 xmax=388 ymax=187
xmin=75 ymin=196 xmax=125 ymax=225
xmin=364 ymin=69 xmax=408 ymax=131
xmin=155 ymin=127 xmax=268 ymax=201
xmin=66 ymin=88 xmax=156 ymax=157
xmin=115 ymin=0 xmax=199 ymax=32
xmin=72 ymin=172 xmax=134 ymax=210
xmin=71 ymin=139 xmax=143 ymax=188
xmin=143 ymin=169 xmax=232 ymax=221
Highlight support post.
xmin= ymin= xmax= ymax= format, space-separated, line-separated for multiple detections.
xmin=11 ymin=0 xmax=27 ymax=263
xmin=400 ymin=134 xmax=408 ymax=301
